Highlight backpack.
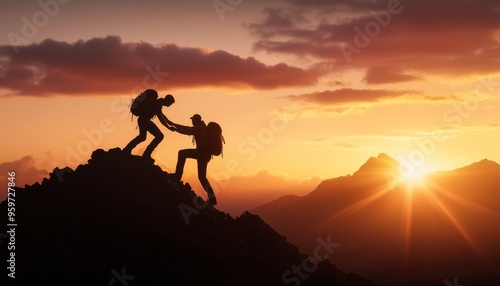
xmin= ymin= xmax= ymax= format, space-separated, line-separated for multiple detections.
xmin=130 ymin=89 xmax=158 ymax=117
xmin=206 ymin=122 xmax=225 ymax=156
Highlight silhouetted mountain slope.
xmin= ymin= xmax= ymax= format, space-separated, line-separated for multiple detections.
xmin=352 ymin=153 xmax=399 ymax=177
xmin=253 ymin=195 xmax=302 ymax=218
xmin=253 ymin=154 xmax=500 ymax=286
xmin=0 ymin=148 xmax=375 ymax=286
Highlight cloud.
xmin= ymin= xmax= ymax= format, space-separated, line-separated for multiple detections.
xmin=284 ymin=136 xmax=375 ymax=151
xmin=248 ymin=0 xmax=500 ymax=82
xmin=285 ymin=88 xmax=447 ymax=105
xmin=278 ymin=87 xmax=455 ymax=117
xmin=363 ymin=67 xmax=421 ymax=84
xmin=346 ymin=123 xmax=500 ymax=144
xmin=422 ymin=123 xmax=500 ymax=134
xmin=0 ymin=156 xmax=49 ymax=200
xmin=281 ymin=104 xmax=371 ymax=116
xmin=348 ymin=134 xmax=415 ymax=141
xmin=0 ymin=36 xmax=323 ymax=96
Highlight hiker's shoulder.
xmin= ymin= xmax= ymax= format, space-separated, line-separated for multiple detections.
xmin=196 ymin=122 xmax=207 ymax=130
xmin=194 ymin=123 xmax=207 ymax=136
xmin=153 ymin=100 xmax=163 ymax=110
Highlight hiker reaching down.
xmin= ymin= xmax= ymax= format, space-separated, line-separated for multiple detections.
xmin=162 ymin=114 xmax=217 ymax=205
xmin=123 ymin=89 xmax=175 ymax=164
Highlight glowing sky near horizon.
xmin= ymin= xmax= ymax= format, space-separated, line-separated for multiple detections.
xmin=1 ymin=0 xmax=499 ymax=198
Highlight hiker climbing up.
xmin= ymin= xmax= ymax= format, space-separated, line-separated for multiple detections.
xmin=123 ymin=89 xmax=175 ymax=164
xmin=162 ymin=114 xmax=224 ymax=205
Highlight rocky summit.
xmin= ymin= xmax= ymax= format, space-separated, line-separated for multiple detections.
xmin=0 ymin=148 xmax=375 ymax=286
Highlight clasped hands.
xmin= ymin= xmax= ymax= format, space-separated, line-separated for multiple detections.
xmin=160 ymin=114 xmax=177 ymax=132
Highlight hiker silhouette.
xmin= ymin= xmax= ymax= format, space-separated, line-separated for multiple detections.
xmin=163 ymin=114 xmax=217 ymax=205
xmin=123 ymin=89 xmax=175 ymax=163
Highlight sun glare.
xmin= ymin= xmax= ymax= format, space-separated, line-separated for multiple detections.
xmin=403 ymin=167 xmax=432 ymax=186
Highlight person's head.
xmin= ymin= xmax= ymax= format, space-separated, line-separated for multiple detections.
xmin=190 ymin=114 xmax=202 ymax=125
xmin=161 ymin=94 xmax=175 ymax=107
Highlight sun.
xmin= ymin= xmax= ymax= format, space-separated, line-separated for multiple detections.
xmin=403 ymin=167 xmax=432 ymax=186
xmin=405 ymin=172 xmax=426 ymax=184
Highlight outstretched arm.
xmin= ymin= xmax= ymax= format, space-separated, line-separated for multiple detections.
xmin=169 ymin=121 xmax=195 ymax=135
xmin=157 ymin=111 xmax=193 ymax=135
xmin=158 ymin=112 xmax=176 ymax=131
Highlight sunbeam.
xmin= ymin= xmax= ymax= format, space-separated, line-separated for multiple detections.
xmin=424 ymin=189 xmax=487 ymax=260
xmin=401 ymin=187 xmax=414 ymax=271
xmin=427 ymin=180 xmax=500 ymax=220
xmin=296 ymin=182 xmax=394 ymax=244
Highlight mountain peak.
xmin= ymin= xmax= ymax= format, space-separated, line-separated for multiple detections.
xmin=353 ymin=153 xmax=399 ymax=177
xmin=252 ymin=154 xmax=500 ymax=286
xmin=376 ymin=152 xmax=394 ymax=161
xmin=473 ymin=158 xmax=499 ymax=167
xmin=0 ymin=148 xmax=374 ymax=286
xmin=455 ymin=158 xmax=500 ymax=173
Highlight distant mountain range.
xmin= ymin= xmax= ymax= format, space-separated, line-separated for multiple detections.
xmin=0 ymin=148 xmax=375 ymax=286
xmin=253 ymin=154 xmax=500 ymax=286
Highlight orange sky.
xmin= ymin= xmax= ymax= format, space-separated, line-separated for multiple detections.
xmin=1 ymin=0 xmax=500 ymax=210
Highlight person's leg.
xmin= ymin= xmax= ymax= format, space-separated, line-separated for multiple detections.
xmin=197 ymin=155 xmax=216 ymax=204
xmin=142 ymin=120 xmax=164 ymax=160
xmin=123 ymin=116 xmax=148 ymax=153
xmin=174 ymin=149 xmax=197 ymax=179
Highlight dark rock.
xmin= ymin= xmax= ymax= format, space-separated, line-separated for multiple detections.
xmin=0 ymin=148 xmax=376 ymax=286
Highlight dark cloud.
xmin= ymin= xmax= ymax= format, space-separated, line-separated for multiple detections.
xmin=248 ymin=0 xmax=500 ymax=82
xmin=0 ymin=36 xmax=323 ymax=96
xmin=286 ymin=88 xmax=432 ymax=105
xmin=363 ymin=67 xmax=421 ymax=84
